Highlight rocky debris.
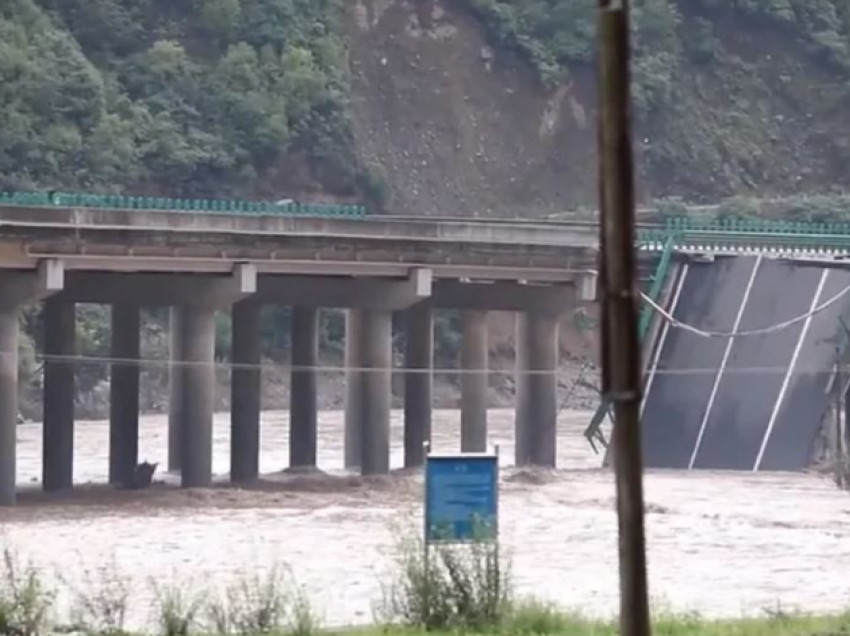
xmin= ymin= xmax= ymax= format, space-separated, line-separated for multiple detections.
xmin=119 ymin=461 xmax=158 ymax=491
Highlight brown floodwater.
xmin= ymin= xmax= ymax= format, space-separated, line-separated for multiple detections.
xmin=2 ymin=409 xmax=850 ymax=630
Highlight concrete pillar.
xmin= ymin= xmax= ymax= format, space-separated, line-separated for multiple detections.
xmin=109 ymin=304 xmax=140 ymax=486
xmin=515 ymin=311 xmax=559 ymax=467
xmin=176 ymin=307 xmax=216 ymax=488
xmin=167 ymin=307 xmax=183 ymax=472
xmin=0 ymin=308 xmax=18 ymax=506
xmin=290 ymin=307 xmax=318 ymax=469
xmin=231 ymin=300 xmax=261 ymax=482
xmin=345 ymin=309 xmax=392 ymax=475
xmin=461 ymin=310 xmax=488 ymax=453
xmin=404 ymin=303 xmax=433 ymax=468
xmin=344 ymin=310 xmax=362 ymax=470
xmin=43 ymin=298 xmax=75 ymax=492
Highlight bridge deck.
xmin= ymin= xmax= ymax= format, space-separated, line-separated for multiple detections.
xmin=0 ymin=205 xmax=603 ymax=281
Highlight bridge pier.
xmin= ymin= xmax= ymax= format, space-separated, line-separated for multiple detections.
xmin=109 ymin=304 xmax=141 ymax=486
xmin=404 ymin=303 xmax=433 ymax=468
xmin=290 ymin=307 xmax=318 ymax=470
xmin=344 ymin=310 xmax=361 ymax=470
xmin=168 ymin=308 xmax=183 ymax=473
xmin=43 ymin=298 xmax=76 ymax=492
xmin=344 ymin=308 xmax=391 ymax=475
xmin=515 ymin=311 xmax=559 ymax=467
xmin=175 ymin=306 xmax=216 ymax=488
xmin=461 ymin=310 xmax=489 ymax=453
xmin=0 ymin=307 xmax=18 ymax=506
xmin=231 ymin=299 xmax=261 ymax=482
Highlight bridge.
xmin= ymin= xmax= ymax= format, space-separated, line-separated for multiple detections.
xmin=0 ymin=193 xmax=603 ymax=506
xmin=4 ymin=191 xmax=850 ymax=506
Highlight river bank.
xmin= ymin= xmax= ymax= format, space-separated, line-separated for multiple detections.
xmin=2 ymin=538 xmax=849 ymax=636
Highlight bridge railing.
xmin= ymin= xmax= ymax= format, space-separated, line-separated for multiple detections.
xmin=640 ymin=217 xmax=850 ymax=254
xmin=0 ymin=191 xmax=368 ymax=219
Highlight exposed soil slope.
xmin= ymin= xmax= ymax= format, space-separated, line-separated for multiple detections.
xmin=346 ymin=0 xmax=850 ymax=216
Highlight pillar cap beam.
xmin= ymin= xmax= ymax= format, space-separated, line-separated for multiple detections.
xmin=0 ymin=259 xmax=65 ymax=305
xmin=58 ymin=265 xmax=256 ymax=307
xmin=258 ymin=268 xmax=432 ymax=310
xmin=432 ymin=280 xmax=575 ymax=313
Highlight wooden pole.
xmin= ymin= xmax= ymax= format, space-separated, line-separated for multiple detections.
xmin=597 ymin=1 xmax=652 ymax=636
xmin=835 ymin=351 xmax=845 ymax=488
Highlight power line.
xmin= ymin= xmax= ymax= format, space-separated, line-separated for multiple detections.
xmin=639 ymin=280 xmax=850 ymax=339
xmin=3 ymin=350 xmax=850 ymax=377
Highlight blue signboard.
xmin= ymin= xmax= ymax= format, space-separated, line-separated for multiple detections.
xmin=424 ymin=453 xmax=499 ymax=543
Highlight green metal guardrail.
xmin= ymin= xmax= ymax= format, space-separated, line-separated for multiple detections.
xmin=0 ymin=190 xmax=368 ymax=219
xmin=583 ymin=234 xmax=678 ymax=451
xmin=639 ymin=217 xmax=850 ymax=253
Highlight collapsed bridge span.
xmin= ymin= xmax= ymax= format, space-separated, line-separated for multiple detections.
xmin=640 ymin=254 xmax=850 ymax=471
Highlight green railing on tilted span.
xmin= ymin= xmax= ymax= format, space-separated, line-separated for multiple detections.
xmin=0 ymin=191 xmax=368 ymax=219
xmin=639 ymin=216 xmax=850 ymax=253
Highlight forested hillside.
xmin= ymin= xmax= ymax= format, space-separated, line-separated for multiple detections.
xmin=2 ymin=0 xmax=849 ymax=208
xmin=0 ymin=0 xmax=368 ymax=200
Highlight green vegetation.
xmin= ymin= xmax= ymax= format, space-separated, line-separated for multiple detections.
xmin=3 ymin=539 xmax=850 ymax=636
xmin=458 ymin=0 xmax=850 ymax=100
xmin=0 ymin=0 xmax=362 ymax=199
xmin=459 ymin=0 xmax=682 ymax=112
xmin=458 ymin=0 xmax=850 ymax=199
xmin=1 ymin=0 xmax=848 ymax=205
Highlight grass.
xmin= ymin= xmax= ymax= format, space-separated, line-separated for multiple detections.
xmin=355 ymin=610 xmax=850 ymax=636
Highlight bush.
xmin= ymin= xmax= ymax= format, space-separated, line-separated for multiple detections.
xmin=150 ymin=577 xmax=204 ymax=636
xmin=378 ymin=526 xmax=512 ymax=631
xmin=0 ymin=548 xmax=53 ymax=636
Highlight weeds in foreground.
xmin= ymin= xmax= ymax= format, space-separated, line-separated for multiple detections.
xmin=205 ymin=564 xmax=320 ymax=636
xmin=378 ymin=524 xmax=511 ymax=631
xmin=0 ymin=548 xmax=53 ymax=636
xmin=150 ymin=578 xmax=204 ymax=636
xmin=61 ymin=558 xmax=131 ymax=635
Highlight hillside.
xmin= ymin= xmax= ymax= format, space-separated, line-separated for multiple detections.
xmin=0 ymin=0 xmax=367 ymax=201
xmin=347 ymin=0 xmax=850 ymax=215
xmin=2 ymin=0 xmax=849 ymax=212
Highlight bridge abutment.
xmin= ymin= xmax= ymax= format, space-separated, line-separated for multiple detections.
xmin=0 ymin=307 xmax=18 ymax=506
xmin=404 ymin=303 xmax=433 ymax=468
xmin=231 ymin=299 xmax=261 ymax=482
xmin=345 ymin=308 xmax=392 ymax=475
xmin=176 ymin=306 xmax=216 ymax=488
xmin=461 ymin=310 xmax=489 ymax=453
xmin=109 ymin=304 xmax=141 ymax=486
xmin=515 ymin=311 xmax=560 ymax=467
xmin=43 ymin=298 xmax=76 ymax=492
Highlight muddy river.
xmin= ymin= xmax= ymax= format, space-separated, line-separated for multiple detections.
xmin=2 ymin=409 xmax=850 ymax=629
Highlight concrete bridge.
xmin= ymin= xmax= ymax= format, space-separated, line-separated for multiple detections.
xmin=0 ymin=202 xmax=604 ymax=506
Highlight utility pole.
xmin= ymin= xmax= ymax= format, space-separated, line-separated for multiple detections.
xmin=596 ymin=1 xmax=652 ymax=636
